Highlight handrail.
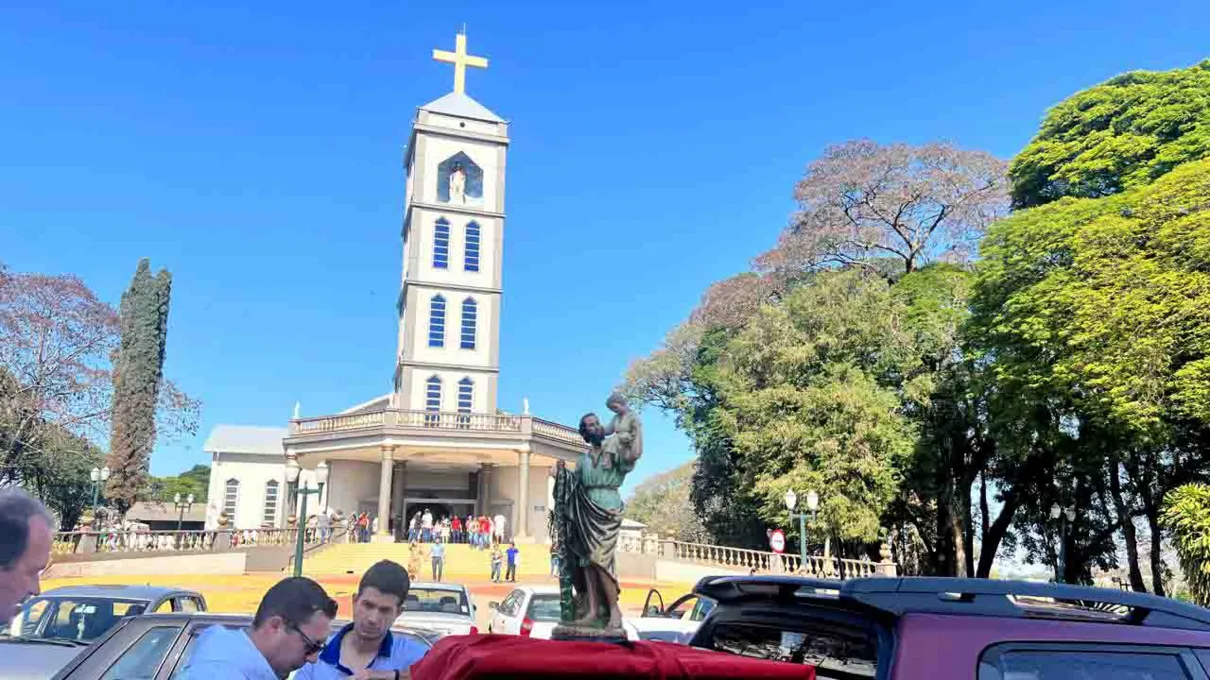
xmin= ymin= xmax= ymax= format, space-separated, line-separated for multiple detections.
xmin=288 ymin=408 xmax=582 ymax=445
xmin=617 ymin=535 xmax=890 ymax=578
xmin=52 ymin=527 xmax=326 ymax=556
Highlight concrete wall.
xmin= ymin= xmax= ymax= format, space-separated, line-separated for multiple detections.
xmin=325 ymin=460 xmax=380 ymax=517
xmin=47 ymin=552 xmax=247 ymax=578
xmin=616 ymin=551 xmax=657 ymax=581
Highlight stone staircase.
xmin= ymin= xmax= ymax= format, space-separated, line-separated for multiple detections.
xmin=300 ymin=542 xmax=555 ymax=580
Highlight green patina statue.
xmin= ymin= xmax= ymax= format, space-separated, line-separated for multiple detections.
xmin=549 ymin=394 xmax=643 ymax=639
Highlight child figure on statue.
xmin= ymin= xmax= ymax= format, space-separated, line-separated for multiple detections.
xmin=600 ymin=393 xmax=639 ymax=470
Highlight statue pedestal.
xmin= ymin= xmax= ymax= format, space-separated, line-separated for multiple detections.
xmin=550 ymin=623 xmax=630 ymax=645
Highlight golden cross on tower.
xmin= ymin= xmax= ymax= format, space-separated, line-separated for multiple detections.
xmin=432 ymin=31 xmax=488 ymax=95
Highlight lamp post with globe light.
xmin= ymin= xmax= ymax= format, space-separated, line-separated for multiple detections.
xmin=89 ymin=466 xmax=110 ymax=528
xmin=1050 ymin=502 xmax=1075 ymax=583
xmin=784 ymin=489 xmax=820 ymax=570
xmin=285 ymin=458 xmax=329 ymax=577
xmin=173 ymin=493 xmax=195 ymax=532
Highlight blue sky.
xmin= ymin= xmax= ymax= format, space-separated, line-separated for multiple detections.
xmin=2 ymin=1 xmax=1207 ymax=495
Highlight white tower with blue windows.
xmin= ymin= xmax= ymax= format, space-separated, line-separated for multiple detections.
xmin=395 ymin=32 xmax=507 ymax=416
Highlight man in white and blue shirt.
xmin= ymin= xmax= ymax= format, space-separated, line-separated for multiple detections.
xmin=295 ymin=560 xmax=428 ymax=680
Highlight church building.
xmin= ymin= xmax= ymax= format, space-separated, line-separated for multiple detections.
xmin=201 ymin=33 xmax=585 ymax=543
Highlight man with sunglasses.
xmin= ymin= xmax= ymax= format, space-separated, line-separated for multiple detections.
xmin=295 ymin=560 xmax=427 ymax=680
xmin=179 ymin=576 xmax=337 ymax=679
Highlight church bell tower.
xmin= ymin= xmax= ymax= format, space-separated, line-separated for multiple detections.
xmin=395 ymin=31 xmax=507 ymax=415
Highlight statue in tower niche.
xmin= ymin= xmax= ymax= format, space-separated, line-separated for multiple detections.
xmin=448 ymin=162 xmax=466 ymax=204
xmin=550 ymin=393 xmax=643 ymax=641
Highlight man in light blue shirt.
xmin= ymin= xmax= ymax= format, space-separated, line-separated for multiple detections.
xmin=178 ymin=577 xmax=337 ymax=680
xmin=430 ymin=540 xmax=445 ymax=582
xmin=295 ymin=560 xmax=428 ymax=680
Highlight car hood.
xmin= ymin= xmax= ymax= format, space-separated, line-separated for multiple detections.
xmin=0 ymin=640 xmax=84 ymax=679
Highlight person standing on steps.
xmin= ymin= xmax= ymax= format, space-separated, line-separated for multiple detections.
xmin=505 ymin=542 xmax=519 ymax=583
xmin=430 ymin=538 xmax=445 ymax=582
xmin=489 ymin=545 xmax=503 ymax=583
xmin=421 ymin=509 xmax=433 ymax=543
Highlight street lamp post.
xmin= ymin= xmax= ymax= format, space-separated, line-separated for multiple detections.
xmin=89 ymin=466 xmax=111 ymax=528
xmin=173 ymin=493 xmax=195 ymax=532
xmin=784 ymin=489 xmax=820 ymax=571
xmin=286 ymin=459 xmax=329 ymax=577
xmin=1050 ymin=503 xmax=1076 ymax=583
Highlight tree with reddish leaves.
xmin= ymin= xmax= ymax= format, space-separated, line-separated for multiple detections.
xmin=756 ymin=140 xmax=1009 ymax=277
xmin=0 ymin=266 xmax=120 ymax=468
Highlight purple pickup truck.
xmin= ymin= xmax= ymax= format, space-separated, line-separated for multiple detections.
xmin=686 ymin=575 xmax=1210 ymax=680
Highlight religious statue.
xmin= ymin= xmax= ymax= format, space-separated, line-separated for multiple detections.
xmin=550 ymin=393 xmax=643 ymax=641
xmin=448 ymin=163 xmax=466 ymax=204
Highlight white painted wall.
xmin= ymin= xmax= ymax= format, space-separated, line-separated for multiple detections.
xmin=485 ymin=462 xmax=552 ymax=542
xmin=205 ymin=453 xmax=288 ymax=530
xmin=409 ymin=207 xmax=500 ymax=286
xmin=407 ymin=284 xmax=496 ymax=368
xmin=324 ymin=460 xmax=380 ymax=517
xmin=427 ymin=113 xmax=501 ymax=137
xmin=405 ymin=468 xmax=472 ymax=492
xmin=406 ymin=366 xmax=495 ymax=413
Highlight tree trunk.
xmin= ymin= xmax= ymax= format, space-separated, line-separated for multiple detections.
xmin=1145 ymin=506 xmax=1166 ymax=597
xmin=976 ymin=488 xmax=1020 ymax=578
xmin=1108 ymin=466 xmax=1147 ymax=592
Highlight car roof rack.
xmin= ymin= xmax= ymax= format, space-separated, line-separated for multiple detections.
xmin=694 ymin=575 xmax=1210 ymax=631
xmin=845 ymin=577 xmax=1210 ymax=631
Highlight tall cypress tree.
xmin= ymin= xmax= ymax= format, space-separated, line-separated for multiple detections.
xmin=106 ymin=259 xmax=172 ymax=516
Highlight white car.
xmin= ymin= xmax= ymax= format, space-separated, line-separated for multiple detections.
xmin=628 ymin=588 xmax=715 ymax=643
xmin=486 ymin=585 xmax=638 ymax=640
xmin=394 ymin=582 xmax=478 ymax=637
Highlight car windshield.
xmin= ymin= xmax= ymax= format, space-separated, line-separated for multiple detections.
xmin=402 ymin=587 xmax=470 ymax=616
xmin=527 ymin=595 xmax=562 ymax=622
xmin=10 ymin=597 xmax=149 ymax=643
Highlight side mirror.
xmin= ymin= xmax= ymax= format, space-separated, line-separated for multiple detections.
xmin=488 ymin=602 xmax=499 ymax=611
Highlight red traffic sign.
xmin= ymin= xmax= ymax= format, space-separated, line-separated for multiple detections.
xmin=769 ymin=529 xmax=786 ymax=554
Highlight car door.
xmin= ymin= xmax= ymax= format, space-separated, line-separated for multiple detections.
xmin=501 ymin=591 xmax=524 ymax=635
xmin=642 ymin=589 xmax=665 ymax=617
xmin=489 ymin=591 xmax=518 ymax=634
xmin=54 ymin=619 xmax=187 ymax=680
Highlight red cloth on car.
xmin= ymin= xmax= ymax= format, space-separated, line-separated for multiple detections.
xmin=410 ymin=635 xmax=816 ymax=680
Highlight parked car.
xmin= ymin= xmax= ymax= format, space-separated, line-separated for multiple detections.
xmin=39 ymin=612 xmax=438 ymax=680
xmin=396 ymin=582 xmax=478 ymax=636
xmin=486 ymin=585 xmax=638 ymax=641
xmin=0 ymin=584 xmax=209 ymax=679
xmin=687 ymin=575 xmax=1210 ymax=679
xmin=630 ymin=587 xmax=715 ymax=643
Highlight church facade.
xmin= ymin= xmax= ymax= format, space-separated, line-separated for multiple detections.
xmin=202 ymin=34 xmax=585 ymax=543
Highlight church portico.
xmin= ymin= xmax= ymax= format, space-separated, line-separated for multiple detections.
xmin=282 ymin=408 xmax=583 ymax=542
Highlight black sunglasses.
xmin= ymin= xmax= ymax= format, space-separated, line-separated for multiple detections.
xmin=288 ymin=623 xmax=325 ymax=655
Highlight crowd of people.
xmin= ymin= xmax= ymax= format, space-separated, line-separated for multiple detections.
xmin=404 ymin=509 xmax=508 ymax=547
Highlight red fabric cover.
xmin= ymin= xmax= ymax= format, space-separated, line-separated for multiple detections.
xmin=410 ymin=635 xmax=815 ymax=680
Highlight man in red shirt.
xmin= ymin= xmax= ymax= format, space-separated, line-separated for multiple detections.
xmin=451 ymin=515 xmax=463 ymax=544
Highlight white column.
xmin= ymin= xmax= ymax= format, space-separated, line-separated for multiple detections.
xmin=481 ymin=464 xmax=492 ymax=516
xmin=376 ymin=446 xmax=394 ymax=540
xmin=516 ymin=448 xmax=531 ymax=540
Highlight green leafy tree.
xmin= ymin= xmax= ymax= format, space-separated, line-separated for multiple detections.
xmin=972 ymin=158 xmax=1210 ymax=590
xmin=107 ymin=259 xmax=173 ymax=515
xmin=146 ymin=464 xmax=210 ymax=503
xmin=624 ymin=461 xmax=707 ymax=542
xmin=1010 ymin=60 xmax=1210 ymax=208
xmin=1162 ymin=483 xmax=1210 ymax=606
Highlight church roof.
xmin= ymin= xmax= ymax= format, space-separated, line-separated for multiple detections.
xmin=203 ymin=425 xmax=287 ymax=456
xmin=419 ymin=91 xmax=504 ymax=123
xmin=340 ymin=393 xmax=392 ymax=415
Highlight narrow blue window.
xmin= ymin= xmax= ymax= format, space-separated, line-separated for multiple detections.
xmin=465 ymin=222 xmax=481 ymax=272
xmin=433 ymin=218 xmax=450 ymax=269
xmin=460 ymin=298 xmax=477 ymax=350
xmin=457 ymin=377 xmax=473 ymax=412
xmin=425 ymin=375 xmax=441 ymax=426
xmin=428 ymin=295 xmax=446 ymax=348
